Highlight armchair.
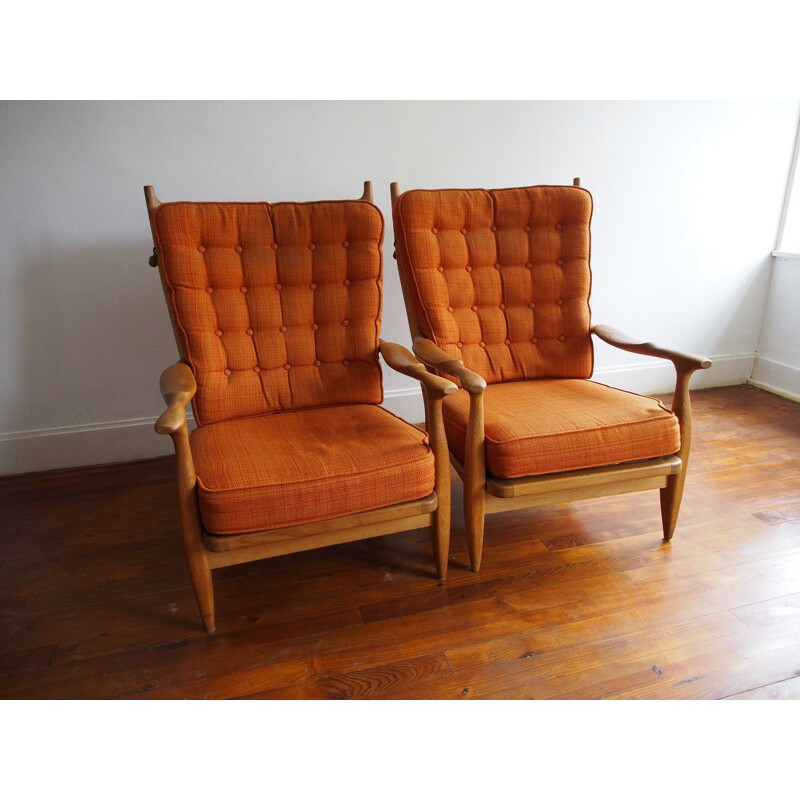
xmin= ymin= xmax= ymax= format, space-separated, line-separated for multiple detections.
xmin=145 ymin=182 xmax=455 ymax=632
xmin=390 ymin=179 xmax=711 ymax=571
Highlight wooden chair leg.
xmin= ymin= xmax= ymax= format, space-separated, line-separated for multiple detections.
xmin=661 ymin=370 xmax=695 ymax=542
xmin=464 ymin=391 xmax=486 ymax=572
xmin=660 ymin=470 xmax=687 ymax=541
xmin=426 ymin=389 xmax=451 ymax=580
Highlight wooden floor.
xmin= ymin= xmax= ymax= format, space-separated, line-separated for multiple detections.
xmin=1 ymin=384 xmax=799 ymax=700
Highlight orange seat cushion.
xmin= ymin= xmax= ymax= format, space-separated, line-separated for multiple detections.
xmin=393 ymin=186 xmax=594 ymax=385
xmin=442 ymin=380 xmax=680 ymax=479
xmin=190 ymin=405 xmax=434 ymax=534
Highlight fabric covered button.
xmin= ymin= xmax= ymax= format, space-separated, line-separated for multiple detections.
xmin=342 ymin=359 xmax=350 ymax=366
xmin=491 ymin=225 xmax=497 ymax=232
xmin=198 ymin=245 xmax=205 ymax=253
xmin=456 ymin=341 xmax=463 ymax=348
xmin=309 ymin=243 xmax=315 ymax=250
xmin=471 ymin=305 xmax=478 ymax=312
xmin=504 ymin=338 xmax=511 ymax=345
xmin=283 ymin=363 xmax=291 ymax=370
xmin=557 ymin=259 xmax=564 ymax=266
xmin=524 ymin=225 xmax=531 ymax=232
xmin=224 ymin=368 xmax=231 ymax=376
xmin=479 ymin=341 xmax=486 ymax=347
xmin=309 ymin=282 xmax=316 ymax=290
xmin=311 ymin=323 xmax=319 ymax=331
xmin=343 ymin=279 xmax=351 ymax=286
xmin=465 ymin=265 xmax=472 ymax=272
xmin=215 ymin=329 xmax=222 ymax=336
xmin=206 ymin=287 xmax=214 ymax=294
xmin=341 ymin=320 xmax=349 ymax=326
xmin=275 ymin=283 xmax=282 ymax=291
xmin=555 ymin=223 xmax=562 ymax=230
xmin=531 ymin=337 xmax=538 ymax=344
xmin=460 ymin=227 xmax=467 ymax=235
xmin=342 ymin=241 xmax=349 ymax=247
xmin=526 ymin=262 xmax=533 ymax=269
xmin=235 ymin=245 xmax=243 ymax=253
xmin=253 ymin=366 xmax=261 ymax=373
xmin=499 ymin=303 xmax=506 ymax=310
xmin=447 ymin=306 xmax=454 ymax=312
xmin=314 ymin=359 xmax=321 ymax=366
xmin=247 ymin=328 xmax=254 ymax=335
xmin=431 ymin=227 xmax=438 ymax=234
xmin=279 ymin=325 xmax=287 ymax=333
xmin=240 ymin=286 xmax=247 ymax=293
xmin=558 ymin=335 xmax=566 ymax=342
xmin=528 ymin=302 xmax=535 ymax=309
xmin=271 ymin=242 xmax=278 ymax=250
xmin=556 ymin=299 xmax=563 ymax=306
xmin=495 ymin=263 xmax=501 ymax=270
xmin=437 ymin=266 xmax=444 ymax=272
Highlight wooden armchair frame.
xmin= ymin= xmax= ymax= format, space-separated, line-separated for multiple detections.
xmin=146 ymin=183 xmax=456 ymax=632
xmin=390 ymin=180 xmax=711 ymax=572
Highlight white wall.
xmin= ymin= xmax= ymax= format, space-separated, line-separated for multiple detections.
xmin=1 ymin=100 xmax=798 ymax=474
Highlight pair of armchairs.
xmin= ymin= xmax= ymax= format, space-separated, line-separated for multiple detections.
xmin=145 ymin=180 xmax=710 ymax=632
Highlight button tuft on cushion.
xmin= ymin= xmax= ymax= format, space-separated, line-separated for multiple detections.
xmin=314 ymin=359 xmax=321 ymax=366
xmin=437 ymin=266 xmax=444 ymax=272
xmin=309 ymin=282 xmax=316 ymax=290
xmin=235 ymin=245 xmax=243 ymax=253
xmin=471 ymin=305 xmax=478 ymax=312
xmin=431 ymin=227 xmax=438 ymax=234
xmin=532 ymin=338 xmax=538 ymax=344
xmin=275 ymin=283 xmax=282 ymax=291
xmin=343 ymin=279 xmax=351 ymax=286
xmin=342 ymin=241 xmax=349 ymax=247
xmin=342 ymin=359 xmax=350 ymax=366
xmin=224 ymin=368 xmax=231 ymax=376
xmin=240 ymin=286 xmax=247 ymax=293
xmin=504 ymin=338 xmax=511 ymax=345
xmin=309 ymin=243 xmax=315 ymax=250
xmin=198 ymin=245 xmax=206 ymax=253
xmin=271 ymin=242 xmax=278 ymax=250
xmin=457 ymin=342 xmax=463 ymax=348
xmin=526 ymin=262 xmax=532 ymax=269
xmin=479 ymin=341 xmax=486 ymax=347
xmin=491 ymin=225 xmax=497 ymax=232
xmin=558 ymin=335 xmax=565 ymax=342
xmin=555 ymin=223 xmax=562 ymax=230
xmin=460 ymin=227 xmax=467 ymax=235
xmin=279 ymin=325 xmax=287 ymax=333
xmin=495 ymin=263 xmax=501 ymax=270
xmin=283 ymin=364 xmax=291 ymax=370
xmin=447 ymin=306 xmax=454 ymax=312
xmin=499 ymin=303 xmax=506 ymax=310
xmin=215 ymin=329 xmax=222 ymax=336
xmin=556 ymin=299 xmax=563 ymax=306
xmin=253 ymin=366 xmax=261 ymax=373
xmin=524 ymin=225 xmax=531 ymax=232
xmin=557 ymin=259 xmax=564 ymax=266
xmin=206 ymin=287 xmax=214 ymax=294
xmin=311 ymin=323 xmax=318 ymax=331
xmin=528 ymin=302 xmax=535 ymax=309
xmin=341 ymin=320 xmax=349 ymax=327
xmin=465 ymin=265 xmax=472 ymax=272
xmin=247 ymin=329 xmax=254 ymax=336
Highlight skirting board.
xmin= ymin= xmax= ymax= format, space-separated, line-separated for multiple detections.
xmin=0 ymin=353 xmax=754 ymax=476
xmin=748 ymin=356 xmax=800 ymax=403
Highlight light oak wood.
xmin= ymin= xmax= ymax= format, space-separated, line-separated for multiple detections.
xmin=145 ymin=184 xmax=454 ymax=632
xmin=390 ymin=180 xmax=712 ymax=572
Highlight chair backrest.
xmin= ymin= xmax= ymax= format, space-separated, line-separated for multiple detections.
xmin=147 ymin=192 xmax=385 ymax=425
xmin=393 ymin=185 xmax=594 ymax=384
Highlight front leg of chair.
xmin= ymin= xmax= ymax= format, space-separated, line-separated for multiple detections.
xmin=424 ymin=387 xmax=451 ymax=579
xmin=463 ymin=390 xmax=486 ymax=571
xmin=661 ymin=369 xmax=694 ymax=541
xmin=156 ymin=363 xmax=216 ymax=633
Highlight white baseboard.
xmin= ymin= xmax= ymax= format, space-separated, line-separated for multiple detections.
xmin=0 ymin=354 xmax=754 ymax=477
xmin=748 ymin=356 xmax=800 ymax=403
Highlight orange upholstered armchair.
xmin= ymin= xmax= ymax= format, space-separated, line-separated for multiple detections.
xmin=390 ymin=180 xmax=711 ymax=571
xmin=145 ymin=182 xmax=455 ymax=632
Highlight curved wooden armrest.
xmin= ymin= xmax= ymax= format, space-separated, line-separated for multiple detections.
xmin=592 ymin=325 xmax=712 ymax=374
xmin=379 ymin=340 xmax=458 ymax=397
xmin=412 ymin=337 xmax=487 ymax=395
xmin=155 ymin=362 xmax=197 ymax=435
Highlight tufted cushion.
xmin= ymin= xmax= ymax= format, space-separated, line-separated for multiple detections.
xmin=153 ymin=200 xmax=384 ymax=425
xmin=190 ymin=405 xmax=435 ymax=534
xmin=442 ymin=380 xmax=680 ymax=479
xmin=394 ymin=185 xmax=593 ymax=384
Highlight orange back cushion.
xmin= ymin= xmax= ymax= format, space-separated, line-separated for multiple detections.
xmin=153 ymin=200 xmax=384 ymax=425
xmin=393 ymin=185 xmax=594 ymax=383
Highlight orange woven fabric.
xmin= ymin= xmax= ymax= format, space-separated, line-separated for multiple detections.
xmin=153 ymin=200 xmax=384 ymax=425
xmin=442 ymin=379 xmax=680 ymax=479
xmin=393 ymin=185 xmax=593 ymax=384
xmin=190 ymin=404 xmax=435 ymax=534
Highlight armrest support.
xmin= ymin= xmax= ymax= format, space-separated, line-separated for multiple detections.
xmin=592 ymin=325 xmax=712 ymax=374
xmin=412 ymin=337 xmax=487 ymax=395
xmin=379 ymin=340 xmax=458 ymax=397
xmin=155 ymin=362 xmax=197 ymax=435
